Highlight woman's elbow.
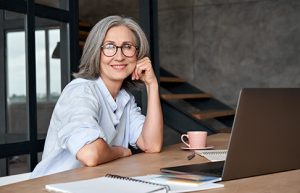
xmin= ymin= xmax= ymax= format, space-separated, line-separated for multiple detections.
xmin=77 ymin=149 xmax=100 ymax=167
xmin=83 ymin=156 xmax=99 ymax=167
xmin=137 ymin=136 xmax=163 ymax=153
xmin=144 ymin=144 xmax=162 ymax=153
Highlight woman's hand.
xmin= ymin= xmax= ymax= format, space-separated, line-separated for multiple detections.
xmin=132 ymin=57 xmax=157 ymax=86
xmin=112 ymin=146 xmax=132 ymax=157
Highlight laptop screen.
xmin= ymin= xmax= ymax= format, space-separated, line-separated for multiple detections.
xmin=222 ymin=88 xmax=300 ymax=180
xmin=161 ymin=88 xmax=300 ymax=181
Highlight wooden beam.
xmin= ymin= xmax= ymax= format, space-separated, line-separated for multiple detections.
xmin=160 ymin=76 xmax=185 ymax=83
xmin=161 ymin=93 xmax=212 ymax=100
xmin=192 ymin=109 xmax=235 ymax=120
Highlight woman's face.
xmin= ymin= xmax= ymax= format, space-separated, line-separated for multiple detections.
xmin=100 ymin=25 xmax=137 ymax=85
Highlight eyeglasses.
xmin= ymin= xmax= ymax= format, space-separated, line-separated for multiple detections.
xmin=101 ymin=43 xmax=138 ymax=57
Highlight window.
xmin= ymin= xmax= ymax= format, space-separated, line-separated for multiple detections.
xmin=7 ymin=31 xmax=26 ymax=102
xmin=0 ymin=0 xmax=79 ymax=176
xmin=7 ymin=28 xmax=61 ymax=103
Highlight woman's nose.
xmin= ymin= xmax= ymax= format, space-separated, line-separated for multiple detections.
xmin=114 ymin=47 xmax=125 ymax=60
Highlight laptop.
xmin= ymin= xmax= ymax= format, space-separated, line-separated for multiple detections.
xmin=161 ymin=88 xmax=300 ymax=181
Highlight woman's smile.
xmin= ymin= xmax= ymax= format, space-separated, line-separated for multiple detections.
xmin=110 ymin=63 xmax=127 ymax=70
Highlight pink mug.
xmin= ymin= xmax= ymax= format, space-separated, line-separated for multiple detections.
xmin=181 ymin=131 xmax=207 ymax=149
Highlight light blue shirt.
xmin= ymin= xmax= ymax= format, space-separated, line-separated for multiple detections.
xmin=31 ymin=77 xmax=145 ymax=178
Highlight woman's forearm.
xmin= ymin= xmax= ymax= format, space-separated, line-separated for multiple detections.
xmin=138 ymin=81 xmax=163 ymax=152
xmin=76 ymin=139 xmax=132 ymax=166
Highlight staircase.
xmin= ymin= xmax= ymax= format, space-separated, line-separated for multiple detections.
xmin=78 ymin=21 xmax=235 ymax=135
xmin=160 ymin=68 xmax=235 ymax=135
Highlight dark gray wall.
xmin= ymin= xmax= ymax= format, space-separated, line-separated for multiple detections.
xmin=79 ymin=0 xmax=139 ymax=25
xmin=79 ymin=0 xmax=300 ymax=107
xmin=159 ymin=0 xmax=300 ymax=107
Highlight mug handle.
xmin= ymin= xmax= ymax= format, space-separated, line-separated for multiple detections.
xmin=181 ymin=134 xmax=190 ymax=147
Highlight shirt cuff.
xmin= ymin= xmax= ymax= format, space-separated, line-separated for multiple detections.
xmin=66 ymin=127 xmax=106 ymax=156
xmin=129 ymin=123 xmax=143 ymax=148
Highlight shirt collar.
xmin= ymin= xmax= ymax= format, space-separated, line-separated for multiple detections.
xmin=96 ymin=77 xmax=130 ymax=112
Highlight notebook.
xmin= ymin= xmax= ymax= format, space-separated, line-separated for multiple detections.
xmin=45 ymin=174 xmax=169 ymax=193
xmin=161 ymin=88 xmax=300 ymax=181
xmin=134 ymin=174 xmax=223 ymax=193
xmin=195 ymin=149 xmax=228 ymax=162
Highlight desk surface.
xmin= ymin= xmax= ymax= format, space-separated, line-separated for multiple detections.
xmin=1 ymin=133 xmax=299 ymax=193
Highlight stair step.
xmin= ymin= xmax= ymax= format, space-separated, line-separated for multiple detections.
xmin=79 ymin=31 xmax=89 ymax=40
xmin=217 ymin=127 xmax=232 ymax=133
xmin=160 ymin=76 xmax=185 ymax=83
xmin=161 ymin=93 xmax=212 ymax=100
xmin=192 ymin=109 xmax=235 ymax=120
xmin=79 ymin=41 xmax=85 ymax=49
xmin=79 ymin=21 xmax=92 ymax=29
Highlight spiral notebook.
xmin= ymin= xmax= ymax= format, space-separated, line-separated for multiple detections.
xmin=195 ymin=149 xmax=228 ymax=162
xmin=45 ymin=174 xmax=169 ymax=193
xmin=134 ymin=174 xmax=223 ymax=193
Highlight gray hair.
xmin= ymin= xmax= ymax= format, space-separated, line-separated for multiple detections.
xmin=73 ymin=15 xmax=149 ymax=81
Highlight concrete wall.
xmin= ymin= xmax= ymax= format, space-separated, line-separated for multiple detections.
xmin=79 ymin=0 xmax=300 ymax=107
xmin=79 ymin=0 xmax=139 ymax=25
xmin=158 ymin=0 xmax=300 ymax=107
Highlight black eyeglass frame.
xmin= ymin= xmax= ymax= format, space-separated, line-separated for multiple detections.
xmin=101 ymin=43 xmax=139 ymax=58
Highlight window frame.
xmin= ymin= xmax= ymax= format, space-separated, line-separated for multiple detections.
xmin=0 ymin=0 xmax=79 ymax=176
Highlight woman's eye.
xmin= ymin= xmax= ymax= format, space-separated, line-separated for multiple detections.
xmin=104 ymin=44 xmax=115 ymax=49
xmin=122 ymin=44 xmax=132 ymax=49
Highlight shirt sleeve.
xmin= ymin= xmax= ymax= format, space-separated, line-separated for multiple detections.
xmin=128 ymin=94 xmax=145 ymax=147
xmin=55 ymin=83 xmax=106 ymax=156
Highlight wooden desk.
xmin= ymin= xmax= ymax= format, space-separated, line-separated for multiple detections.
xmin=1 ymin=133 xmax=299 ymax=193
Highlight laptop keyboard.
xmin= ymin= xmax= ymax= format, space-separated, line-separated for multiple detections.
xmin=160 ymin=161 xmax=225 ymax=178
xmin=199 ymin=166 xmax=223 ymax=176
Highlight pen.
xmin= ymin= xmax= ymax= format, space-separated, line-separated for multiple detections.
xmin=187 ymin=152 xmax=195 ymax=160
xmin=146 ymin=187 xmax=168 ymax=193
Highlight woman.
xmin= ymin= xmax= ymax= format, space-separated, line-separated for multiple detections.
xmin=31 ymin=15 xmax=163 ymax=178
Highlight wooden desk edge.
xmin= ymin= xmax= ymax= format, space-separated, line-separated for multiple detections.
xmin=1 ymin=133 xmax=300 ymax=193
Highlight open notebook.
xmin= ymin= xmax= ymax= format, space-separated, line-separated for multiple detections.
xmin=45 ymin=174 xmax=169 ymax=193
xmin=195 ymin=149 xmax=228 ymax=162
xmin=134 ymin=174 xmax=223 ymax=193
xmin=45 ymin=173 xmax=223 ymax=193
